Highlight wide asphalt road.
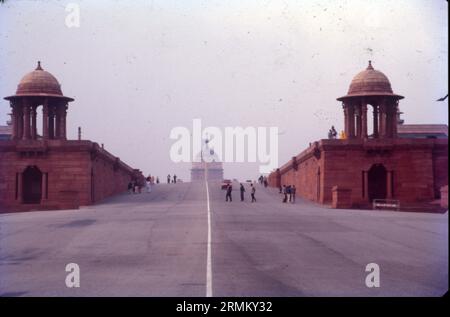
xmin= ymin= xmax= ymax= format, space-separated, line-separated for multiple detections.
xmin=0 ymin=181 xmax=447 ymax=296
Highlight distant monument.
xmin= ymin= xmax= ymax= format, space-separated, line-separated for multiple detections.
xmin=191 ymin=139 xmax=224 ymax=181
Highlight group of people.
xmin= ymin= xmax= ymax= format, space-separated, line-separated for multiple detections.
xmin=167 ymin=174 xmax=177 ymax=184
xmin=328 ymin=125 xmax=338 ymax=139
xmin=225 ymin=183 xmax=256 ymax=203
xmin=128 ymin=175 xmax=159 ymax=194
xmin=280 ymin=184 xmax=296 ymax=203
xmin=128 ymin=180 xmax=142 ymax=194
xmin=257 ymin=175 xmax=268 ymax=187
xmin=328 ymin=125 xmax=347 ymax=139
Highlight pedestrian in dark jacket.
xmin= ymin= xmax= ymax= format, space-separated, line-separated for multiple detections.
xmin=282 ymin=185 xmax=287 ymax=203
xmin=226 ymin=184 xmax=232 ymax=202
xmin=240 ymin=183 xmax=245 ymax=201
xmin=251 ymin=184 xmax=256 ymax=202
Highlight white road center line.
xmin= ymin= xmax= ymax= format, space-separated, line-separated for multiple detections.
xmin=205 ymin=180 xmax=213 ymax=297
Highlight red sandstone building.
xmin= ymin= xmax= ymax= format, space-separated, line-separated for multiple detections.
xmin=268 ymin=61 xmax=448 ymax=210
xmin=0 ymin=62 xmax=144 ymax=212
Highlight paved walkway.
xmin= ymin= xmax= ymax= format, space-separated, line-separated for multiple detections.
xmin=0 ymin=181 xmax=447 ymax=296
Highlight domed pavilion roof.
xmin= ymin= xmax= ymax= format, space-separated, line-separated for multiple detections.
xmin=337 ymin=61 xmax=403 ymax=101
xmin=4 ymin=61 xmax=74 ymax=102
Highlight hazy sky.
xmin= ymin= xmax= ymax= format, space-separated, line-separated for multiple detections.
xmin=0 ymin=0 xmax=448 ymax=181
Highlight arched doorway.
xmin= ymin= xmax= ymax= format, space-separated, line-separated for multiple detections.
xmin=23 ymin=166 xmax=42 ymax=204
xmin=368 ymin=164 xmax=387 ymax=201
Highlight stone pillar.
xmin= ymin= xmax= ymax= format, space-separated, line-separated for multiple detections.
xmin=379 ymin=100 xmax=387 ymax=138
xmin=55 ymin=106 xmax=61 ymax=139
xmin=41 ymin=172 xmax=48 ymax=202
xmin=355 ymin=104 xmax=362 ymax=138
xmin=60 ymin=105 xmax=67 ymax=140
xmin=31 ymin=105 xmax=37 ymax=139
xmin=11 ymin=103 xmax=18 ymax=140
xmin=386 ymin=171 xmax=393 ymax=198
xmin=379 ymin=104 xmax=384 ymax=138
xmin=392 ymin=102 xmax=398 ymax=138
xmin=373 ymin=104 xmax=379 ymax=138
xmin=48 ymin=105 xmax=55 ymax=139
xmin=17 ymin=172 xmax=23 ymax=203
xmin=42 ymin=99 xmax=49 ymax=140
xmin=384 ymin=104 xmax=391 ymax=138
xmin=22 ymin=101 xmax=31 ymax=140
xmin=343 ymin=103 xmax=349 ymax=137
xmin=363 ymin=171 xmax=369 ymax=202
xmin=388 ymin=102 xmax=397 ymax=138
xmin=361 ymin=102 xmax=368 ymax=138
xmin=348 ymin=103 xmax=355 ymax=138
xmin=17 ymin=106 xmax=23 ymax=140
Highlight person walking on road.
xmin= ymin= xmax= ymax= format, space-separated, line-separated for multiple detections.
xmin=240 ymin=183 xmax=245 ymax=201
xmin=146 ymin=178 xmax=152 ymax=193
xmin=173 ymin=174 xmax=177 ymax=183
xmin=167 ymin=174 xmax=171 ymax=184
xmin=226 ymin=184 xmax=232 ymax=202
xmin=251 ymin=184 xmax=256 ymax=202
xmin=282 ymin=185 xmax=287 ymax=203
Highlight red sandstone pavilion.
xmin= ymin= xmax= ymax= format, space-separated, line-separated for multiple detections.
xmin=0 ymin=62 xmax=144 ymax=212
xmin=268 ymin=61 xmax=448 ymax=211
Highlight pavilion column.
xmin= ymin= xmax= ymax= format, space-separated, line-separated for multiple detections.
xmin=11 ymin=103 xmax=18 ymax=140
xmin=386 ymin=102 xmax=395 ymax=138
xmin=42 ymin=99 xmax=49 ymax=140
xmin=379 ymin=101 xmax=387 ymax=138
xmin=22 ymin=101 xmax=31 ymax=140
xmin=361 ymin=102 xmax=368 ymax=138
xmin=348 ymin=103 xmax=355 ymax=138
xmin=392 ymin=102 xmax=398 ymax=138
xmin=355 ymin=104 xmax=362 ymax=138
xmin=48 ymin=105 xmax=55 ymax=139
xmin=378 ymin=105 xmax=383 ymax=138
xmin=60 ymin=105 xmax=67 ymax=140
xmin=17 ymin=106 xmax=23 ymax=139
xmin=373 ymin=104 xmax=379 ymax=138
xmin=31 ymin=105 xmax=37 ymax=139
xmin=343 ymin=104 xmax=349 ymax=137
xmin=55 ymin=106 xmax=61 ymax=139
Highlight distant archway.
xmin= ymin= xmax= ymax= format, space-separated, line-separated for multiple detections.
xmin=23 ymin=166 xmax=42 ymax=204
xmin=368 ymin=164 xmax=387 ymax=201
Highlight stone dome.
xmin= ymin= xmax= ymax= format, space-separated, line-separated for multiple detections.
xmin=4 ymin=62 xmax=73 ymax=101
xmin=337 ymin=61 xmax=403 ymax=101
